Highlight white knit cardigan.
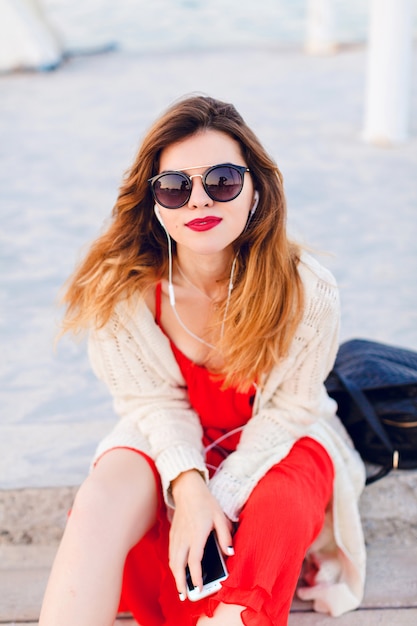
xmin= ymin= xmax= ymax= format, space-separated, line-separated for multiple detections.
xmin=88 ymin=253 xmax=366 ymax=617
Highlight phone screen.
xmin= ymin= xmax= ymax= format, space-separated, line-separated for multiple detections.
xmin=186 ymin=530 xmax=228 ymax=592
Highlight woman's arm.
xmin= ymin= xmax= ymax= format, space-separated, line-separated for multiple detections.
xmin=88 ymin=298 xmax=234 ymax=596
xmin=88 ymin=297 xmax=209 ymax=506
xmin=210 ymin=261 xmax=340 ymax=521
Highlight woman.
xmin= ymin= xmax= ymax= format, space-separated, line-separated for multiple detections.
xmin=40 ymin=95 xmax=366 ymax=626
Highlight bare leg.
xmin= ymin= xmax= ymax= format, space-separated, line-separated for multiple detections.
xmin=197 ymin=603 xmax=246 ymax=625
xmin=39 ymin=449 xmax=158 ymax=626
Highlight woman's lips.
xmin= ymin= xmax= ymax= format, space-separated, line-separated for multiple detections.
xmin=185 ymin=217 xmax=222 ymax=232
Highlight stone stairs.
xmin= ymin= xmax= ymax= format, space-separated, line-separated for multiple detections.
xmin=1 ymin=470 xmax=417 ymax=625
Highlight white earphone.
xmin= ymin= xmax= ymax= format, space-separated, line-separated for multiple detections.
xmin=154 ymin=205 xmax=176 ymax=305
xmin=250 ymin=190 xmax=259 ymax=217
xmin=154 ymin=204 xmax=165 ymax=227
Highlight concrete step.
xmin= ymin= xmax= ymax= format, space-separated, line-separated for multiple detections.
xmin=1 ymin=542 xmax=417 ymax=624
xmin=1 ymin=470 xmax=417 ymax=624
xmin=1 ymin=470 xmax=417 ymax=546
xmin=0 ymin=617 xmax=136 ymax=626
xmin=0 ymin=486 xmax=77 ymax=545
xmin=9 ymin=619 xmax=417 ymax=626
xmin=289 ymin=609 xmax=417 ymax=625
xmin=12 ymin=618 xmax=417 ymax=626
xmin=1 ymin=622 xmax=137 ymax=626
xmin=359 ymin=469 xmax=417 ymax=545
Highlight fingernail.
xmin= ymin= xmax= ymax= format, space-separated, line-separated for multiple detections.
xmin=227 ymin=546 xmax=235 ymax=556
xmin=179 ymin=592 xmax=186 ymax=602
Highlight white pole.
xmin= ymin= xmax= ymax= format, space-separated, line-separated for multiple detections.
xmin=305 ymin=0 xmax=337 ymax=55
xmin=363 ymin=0 xmax=414 ymax=145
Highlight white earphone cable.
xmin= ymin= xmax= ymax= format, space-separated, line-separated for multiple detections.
xmin=164 ymin=224 xmax=216 ymax=349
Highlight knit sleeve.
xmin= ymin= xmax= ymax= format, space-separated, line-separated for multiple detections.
xmin=88 ymin=299 xmax=209 ymax=507
xmin=209 ymin=258 xmax=341 ymax=521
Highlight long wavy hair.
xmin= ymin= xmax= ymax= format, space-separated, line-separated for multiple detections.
xmin=62 ymin=95 xmax=303 ymax=389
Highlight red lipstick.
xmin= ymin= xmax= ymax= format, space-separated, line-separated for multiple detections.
xmin=185 ymin=217 xmax=222 ymax=232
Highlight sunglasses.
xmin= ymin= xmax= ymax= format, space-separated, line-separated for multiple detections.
xmin=148 ymin=163 xmax=250 ymax=209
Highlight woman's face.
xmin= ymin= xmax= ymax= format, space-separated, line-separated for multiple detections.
xmin=154 ymin=130 xmax=255 ymax=258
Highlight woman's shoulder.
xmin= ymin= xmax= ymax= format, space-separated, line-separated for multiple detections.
xmin=89 ymin=288 xmax=157 ymax=344
xmin=113 ymin=287 xmax=155 ymax=323
xmin=89 ymin=286 xmax=185 ymax=382
xmin=297 ymin=252 xmax=340 ymax=329
xmin=297 ymin=251 xmax=337 ymax=291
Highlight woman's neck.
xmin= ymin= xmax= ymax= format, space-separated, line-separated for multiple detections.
xmin=175 ymin=249 xmax=233 ymax=301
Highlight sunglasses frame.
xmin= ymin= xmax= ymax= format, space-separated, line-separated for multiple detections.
xmin=148 ymin=162 xmax=250 ymax=209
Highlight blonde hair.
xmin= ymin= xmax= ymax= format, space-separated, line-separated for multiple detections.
xmin=62 ymin=95 xmax=303 ymax=389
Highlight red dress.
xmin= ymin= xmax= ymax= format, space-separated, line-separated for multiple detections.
xmin=117 ymin=284 xmax=334 ymax=626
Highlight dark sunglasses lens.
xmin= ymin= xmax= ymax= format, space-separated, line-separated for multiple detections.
xmin=205 ymin=166 xmax=243 ymax=202
xmin=153 ymin=173 xmax=190 ymax=208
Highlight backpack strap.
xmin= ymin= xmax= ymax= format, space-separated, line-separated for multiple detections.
xmin=333 ymin=368 xmax=399 ymax=484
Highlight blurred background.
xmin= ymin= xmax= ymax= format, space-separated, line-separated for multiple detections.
xmin=1 ymin=0 xmax=416 ymax=490
xmin=39 ymin=0 xmax=369 ymax=53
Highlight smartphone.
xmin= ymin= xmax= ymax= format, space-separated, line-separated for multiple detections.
xmin=185 ymin=530 xmax=229 ymax=601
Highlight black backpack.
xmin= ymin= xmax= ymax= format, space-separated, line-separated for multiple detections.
xmin=325 ymin=339 xmax=417 ymax=484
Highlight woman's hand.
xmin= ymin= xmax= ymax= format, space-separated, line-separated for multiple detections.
xmin=169 ymin=469 xmax=233 ymax=599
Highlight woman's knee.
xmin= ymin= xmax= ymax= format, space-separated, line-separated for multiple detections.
xmin=70 ymin=449 xmax=159 ymax=548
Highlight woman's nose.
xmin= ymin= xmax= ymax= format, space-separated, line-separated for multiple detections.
xmin=187 ymin=174 xmax=213 ymax=208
